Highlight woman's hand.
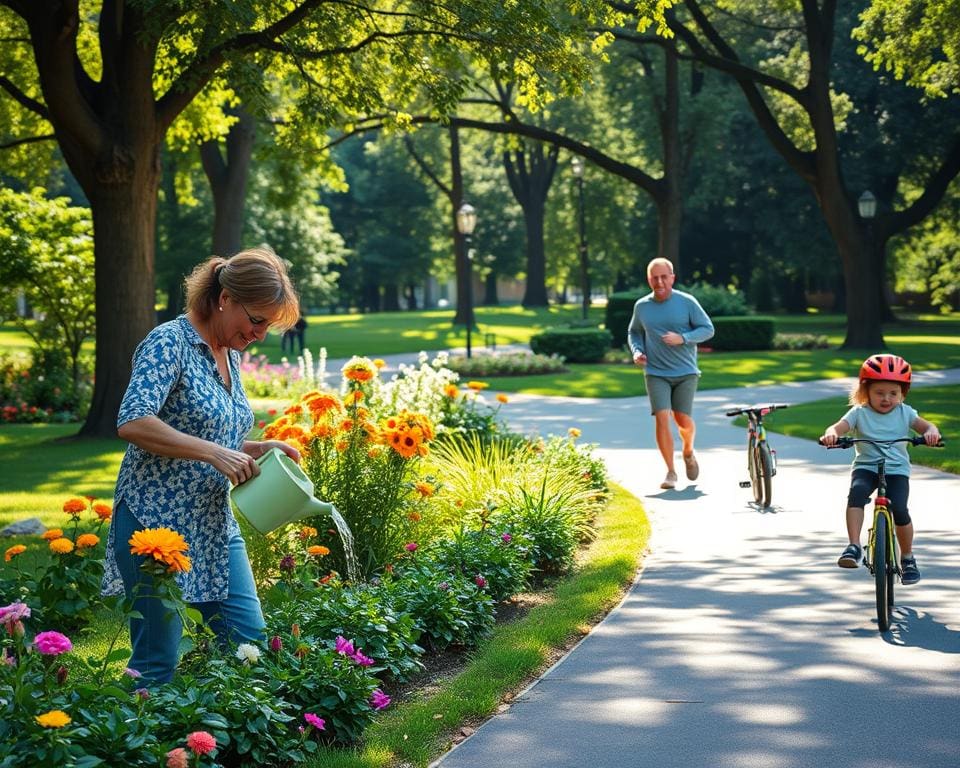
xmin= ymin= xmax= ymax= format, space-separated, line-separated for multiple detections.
xmin=244 ymin=440 xmax=301 ymax=464
xmin=211 ymin=445 xmax=261 ymax=486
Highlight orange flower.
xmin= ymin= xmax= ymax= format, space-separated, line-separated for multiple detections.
xmin=92 ymin=502 xmax=112 ymax=520
xmin=568 ymin=427 xmax=582 ymax=439
xmin=415 ymin=482 xmax=433 ymax=498
xmin=342 ymin=357 xmax=375 ymax=382
xmin=49 ymin=538 xmax=74 ymax=555
xmin=76 ymin=533 xmax=100 ymax=549
xmin=335 ymin=440 xmax=349 ymax=452
xmin=41 ymin=529 xmax=64 ymax=541
xmin=408 ymin=511 xmax=422 ymax=522
xmin=62 ymin=497 xmax=87 ymax=515
xmin=444 ymin=384 xmax=460 ymax=399
xmin=284 ymin=404 xmax=304 ymax=417
xmin=496 ymin=393 xmax=509 ymax=404
xmin=344 ymin=390 xmax=365 ymax=406
xmin=466 ymin=381 xmax=489 ymax=391
xmin=128 ymin=528 xmax=192 ymax=573
xmin=310 ymin=423 xmax=335 ymax=439
xmin=307 ymin=545 xmax=330 ymax=557
xmin=298 ymin=526 xmax=318 ymax=540
xmin=305 ymin=393 xmax=341 ymax=419
xmin=4 ymin=544 xmax=26 ymax=562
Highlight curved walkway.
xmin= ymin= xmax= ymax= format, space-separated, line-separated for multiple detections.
xmin=432 ymin=369 xmax=960 ymax=768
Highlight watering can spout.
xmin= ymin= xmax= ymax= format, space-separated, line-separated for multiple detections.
xmin=230 ymin=448 xmax=335 ymax=535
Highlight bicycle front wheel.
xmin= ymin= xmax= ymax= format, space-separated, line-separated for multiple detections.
xmin=874 ymin=513 xmax=892 ymax=632
xmin=756 ymin=442 xmax=773 ymax=508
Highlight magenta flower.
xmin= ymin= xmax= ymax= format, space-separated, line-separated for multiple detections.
xmin=123 ymin=667 xmax=142 ymax=679
xmin=269 ymin=635 xmax=283 ymax=652
xmin=279 ymin=554 xmax=296 ymax=573
xmin=474 ymin=575 xmax=487 ymax=589
xmin=352 ymin=651 xmax=375 ymax=667
xmin=0 ymin=602 xmax=30 ymax=636
xmin=304 ymin=712 xmax=326 ymax=730
xmin=501 ymin=533 xmax=512 ymax=543
xmin=334 ymin=635 xmax=355 ymax=656
xmin=370 ymin=689 xmax=391 ymax=710
xmin=33 ymin=631 xmax=73 ymax=655
xmin=135 ymin=687 xmax=150 ymax=700
xmin=404 ymin=541 xmax=418 ymax=552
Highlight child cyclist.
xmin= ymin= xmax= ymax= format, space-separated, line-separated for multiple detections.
xmin=821 ymin=354 xmax=941 ymax=584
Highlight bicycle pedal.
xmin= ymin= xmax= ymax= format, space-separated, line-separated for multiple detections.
xmin=739 ymin=481 xmax=751 ymax=488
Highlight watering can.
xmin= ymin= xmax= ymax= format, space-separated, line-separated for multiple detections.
xmin=231 ymin=448 xmax=334 ymax=535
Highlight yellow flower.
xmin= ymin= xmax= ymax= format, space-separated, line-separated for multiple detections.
xmin=373 ymin=358 xmax=386 ymax=369
xmin=4 ymin=544 xmax=26 ymax=562
xmin=307 ymin=545 xmax=330 ymax=557
xmin=49 ymin=538 xmax=74 ymax=555
xmin=343 ymin=390 xmax=364 ymax=406
xmin=128 ymin=528 xmax=192 ymax=573
xmin=76 ymin=533 xmax=100 ymax=549
xmin=568 ymin=427 xmax=582 ymax=439
xmin=92 ymin=502 xmax=112 ymax=520
xmin=62 ymin=497 xmax=87 ymax=515
xmin=35 ymin=710 xmax=71 ymax=728
xmin=466 ymin=381 xmax=489 ymax=391
xmin=41 ymin=529 xmax=64 ymax=541
xmin=496 ymin=393 xmax=509 ymax=404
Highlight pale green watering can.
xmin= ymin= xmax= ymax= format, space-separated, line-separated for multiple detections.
xmin=231 ymin=448 xmax=334 ymax=535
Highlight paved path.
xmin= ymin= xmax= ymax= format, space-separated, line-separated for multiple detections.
xmin=433 ymin=369 xmax=960 ymax=768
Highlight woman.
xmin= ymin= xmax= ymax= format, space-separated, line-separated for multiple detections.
xmin=102 ymin=246 xmax=301 ymax=684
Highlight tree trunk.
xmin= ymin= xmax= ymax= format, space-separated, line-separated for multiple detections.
xmin=80 ymin=177 xmax=160 ymax=437
xmin=483 ymin=272 xmax=499 ymax=305
xmin=382 ymin=283 xmax=400 ymax=311
xmin=521 ymin=201 xmax=549 ymax=307
xmin=201 ymin=108 xmax=256 ymax=256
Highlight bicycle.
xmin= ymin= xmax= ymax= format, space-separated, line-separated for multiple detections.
xmin=725 ymin=403 xmax=789 ymax=508
xmin=820 ymin=435 xmax=944 ymax=632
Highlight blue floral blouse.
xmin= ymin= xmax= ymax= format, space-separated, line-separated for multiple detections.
xmin=102 ymin=316 xmax=254 ymax=602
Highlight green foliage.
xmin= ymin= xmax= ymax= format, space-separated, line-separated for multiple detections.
xmin=772 ymin=333 xmax=830 ymax=351
xmin=685 ymin=282 xmax=751 ymax=318
xmin=709 ymin=317 xmax=776 ymax=351
xmin=423 ymin=526 xmax=533 ymax=603
xmin=529 ymin=327 xmax=613 ymax=363
xmin=604 ymin=291 xmax=643 ymax=349
xmin=384 ymin=562 xmax=495 ymax=651
xmin=446 ymin=352 xmax=567 ymax=377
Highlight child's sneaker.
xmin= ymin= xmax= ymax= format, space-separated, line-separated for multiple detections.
xmin=901 ymin=555 xmax=921 ymax=585
xmin=837 ymin=544 xmax=862 ymax=568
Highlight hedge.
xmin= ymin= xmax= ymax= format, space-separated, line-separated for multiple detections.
xmin=529 ymin=327 xmax=613 ymax=363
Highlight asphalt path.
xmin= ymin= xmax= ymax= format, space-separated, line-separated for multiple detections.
xmin=432 ymin=368 xmax=960 ymax=768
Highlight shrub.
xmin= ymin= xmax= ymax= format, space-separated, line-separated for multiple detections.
xmin=773 ymin=332 xmax=830 ymax=350
xmin=384 ymin=562 xmax=495 ymax=651
xmin=529 ymin=327 xmax=612 ymax=363
xmin=709 ymin=317 xmax=776 ymax=351
xmin=446 ymin=352 xmax=566 ymax=377
xmin=423 ymin=526 xmax=533 ymax=603
xmin=494 ymin=479 xmax=581 ymax=576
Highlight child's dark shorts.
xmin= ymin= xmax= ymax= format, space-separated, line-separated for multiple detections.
xmin=848 ymin=468 xmax=911 ymax=525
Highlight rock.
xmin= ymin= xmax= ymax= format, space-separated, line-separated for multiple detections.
xmin=1 ymin=517 xmax=46 ymax=537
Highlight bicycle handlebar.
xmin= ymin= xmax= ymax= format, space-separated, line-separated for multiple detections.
xmin=725 ymin=403 xmax=790 ymax=418
xmin=819 ymin=435 xmax=946 ymax=449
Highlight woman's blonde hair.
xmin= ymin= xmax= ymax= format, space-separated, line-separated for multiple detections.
xmin=184 ymin=246 xmax=300 ymax=330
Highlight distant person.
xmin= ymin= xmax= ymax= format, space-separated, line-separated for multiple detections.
xmin=820 ymin=354 xmax=940 ymax=583
xmin=102 ymin=246 xmax=302 ymax=684
xmin=628 ymin=258 xmax=714 ymax=489
xmin=281 ymin=314 xmax=307 ymax=356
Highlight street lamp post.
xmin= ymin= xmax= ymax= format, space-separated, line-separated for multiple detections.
xmin=455 ymin=202 xmax=477 ymax=358
xmin=571 ymin=156 xmax=590 ymax=320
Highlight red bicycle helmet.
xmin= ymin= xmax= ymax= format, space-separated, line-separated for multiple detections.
xmin=859 ymin=353 xmax=912 ymax=395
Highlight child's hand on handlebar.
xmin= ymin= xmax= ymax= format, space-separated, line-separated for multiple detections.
xmin=923 ymin=426 xmax=942 ymax=446
xmin=820 ymin=429 xmax=839 ymax=447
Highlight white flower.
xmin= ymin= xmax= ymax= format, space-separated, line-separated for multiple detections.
xmin=236 ymin=643 xmax=261 ymax=665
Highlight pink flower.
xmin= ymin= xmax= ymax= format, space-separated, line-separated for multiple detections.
xmin=370 ymin=689 xmax=391 ymax=710
xmin=501 ymin=533 xmax=512 ymax=543
xmin=269 ymin=635 xmax=283 ymax=652
xmin=165 ymin=747 xmax=189 ymax=768
xmin=334 ymin=635 xmax=355 ymax=656
xmin=34 ymin=631 xmax=73 ymax=655
xmin=186 ymin=730 xmax=217 ymax=756
xmin=351 ymin=651 xmax=374 ymax=667
xmin=474 ymin=575 xmax=487 ymax=589
xmin=304 ymin=712 xmax=326 ymax=730
xmin=124 ymin=667 xmax=141 ymax=679
xmin=404 ymin=541 xmax=418 ymax=552
xmin=135 ymin=687 xmax=150 ymax=700
xmin=0 ymin=602 xmax=30 ymax=635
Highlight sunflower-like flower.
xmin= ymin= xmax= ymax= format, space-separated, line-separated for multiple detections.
xmin=62 ymin=497 xmax=88 ymax=516
xmin=76 ymin=533 xmax=100 ymax=549
xmin=342 ymin=356 xmax=376 ymax=383
xmin=49 ymin=538 xmax=74 ymax=555
xmin=41 ymin=528 xmax=64 ymax=541
xmin=128 ymin=528 xmax=192 ymax=573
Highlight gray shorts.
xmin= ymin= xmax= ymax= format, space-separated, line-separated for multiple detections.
xmin=645 ymin=373 xmax=699 ymax=416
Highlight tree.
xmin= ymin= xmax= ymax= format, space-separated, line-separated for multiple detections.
xmin=0 ymin=187 xmax=95 ymax=394
xmin=0 ymin=0 xmax=626 ymax=436
xmin=666 ymin=0 xmax=960 ymax=348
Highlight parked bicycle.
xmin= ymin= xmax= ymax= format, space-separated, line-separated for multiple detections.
xmin=725 ymin=403 xmax=789 ymax=508
xmin=820 ymin=435 xmax=944 ymax=632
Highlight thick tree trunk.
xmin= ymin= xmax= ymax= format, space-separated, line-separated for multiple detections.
xmin=382 ymin=283 xmax=400 ymax=311
xmin=521 ymin=202 xmax=549 ymax=307
xmin=80 ymin=176 xmax=159 ymax=437
xmin=483 ymin=272 xmax=499 ymax=305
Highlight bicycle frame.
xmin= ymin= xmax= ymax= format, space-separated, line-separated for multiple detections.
xmin=726 ymin=403 xmax=789 ymax=508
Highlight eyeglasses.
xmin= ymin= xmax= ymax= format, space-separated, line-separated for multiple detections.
xmin=237 ymin=301 xmax=268 ymax=327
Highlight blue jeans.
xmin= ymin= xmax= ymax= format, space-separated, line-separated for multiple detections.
xmin=112 ymin=501 xmax=265 ymax=684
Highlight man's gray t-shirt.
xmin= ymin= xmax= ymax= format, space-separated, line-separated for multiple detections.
xmin=627 ymin=290 xmax=714 ymax=377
